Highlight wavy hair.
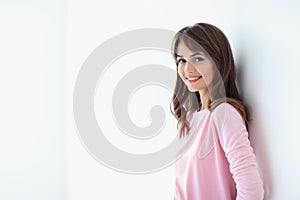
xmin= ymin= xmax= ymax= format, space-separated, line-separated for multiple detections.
xmin=169 ymin=23 xmax=250 ymax=138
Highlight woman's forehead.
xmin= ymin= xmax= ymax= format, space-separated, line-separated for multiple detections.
xmin=176 ymin=40 xmax=205 ymax=57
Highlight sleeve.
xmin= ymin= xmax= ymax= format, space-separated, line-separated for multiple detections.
xmin=212 ymin=103 xmax=264 ymax=200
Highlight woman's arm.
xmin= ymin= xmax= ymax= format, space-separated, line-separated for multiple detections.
xmin=213 ymin=103 xmax=264 ymax=200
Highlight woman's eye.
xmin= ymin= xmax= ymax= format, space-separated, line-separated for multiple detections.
xmin=195 ymin=57 xmax=204 ymax=62
xmin=177 ymin=59 xmax=186 ymax=65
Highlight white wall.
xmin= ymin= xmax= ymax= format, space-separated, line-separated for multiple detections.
xmin=2 ymin=0 xmax=300 ymax=199
xmin=0 ymin=1 xmax=68 ymax=199
xmin=68 ymin=1 xmax=300 ymax=199
xmin=67 ymin=0 xmax=236 ymax=200
xmin=233 ymin=1 xmax=300 ymax=199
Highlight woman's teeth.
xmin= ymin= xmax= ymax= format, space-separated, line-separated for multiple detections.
xmin=188 ymin=77 xmax=200 ymax=80
xmin=187 ymin=76 xmax=201 ymax=81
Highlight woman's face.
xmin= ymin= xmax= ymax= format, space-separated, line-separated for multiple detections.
xmin=176 ymin=41 xmax=215 ymax=93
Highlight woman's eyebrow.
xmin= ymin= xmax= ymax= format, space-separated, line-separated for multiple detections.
xmin=190 ymin=52 xmax=204 ymax=57
xmin=177 ymin=52 xmax=204 ymax=58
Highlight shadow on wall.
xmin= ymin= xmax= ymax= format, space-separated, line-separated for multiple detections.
xmin=236 ymin=56 xmax=273 ymax=200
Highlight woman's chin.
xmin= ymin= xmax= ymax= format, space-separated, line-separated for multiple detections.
xmin=188 ymin=87 xmax=198 ymax=92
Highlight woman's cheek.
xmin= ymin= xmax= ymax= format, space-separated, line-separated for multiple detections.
xmin=180 ymin=74 xmax=187 ymax=84
xmin=177 ymin=68 xmax=186 ymax=82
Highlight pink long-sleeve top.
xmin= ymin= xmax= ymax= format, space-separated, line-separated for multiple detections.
xmin=174 ymin=103 xmax=264 ymax=200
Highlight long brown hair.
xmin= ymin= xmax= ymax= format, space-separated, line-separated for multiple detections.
xmin=169 ymin=23 xmax=250 ymax=138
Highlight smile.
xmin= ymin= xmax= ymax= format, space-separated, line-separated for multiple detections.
xmin=186 ymin=76 xmax=202 ymax=83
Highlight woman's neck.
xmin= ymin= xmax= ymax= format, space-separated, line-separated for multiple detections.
xmin=198 ymin=90 xmax=210 ymax=110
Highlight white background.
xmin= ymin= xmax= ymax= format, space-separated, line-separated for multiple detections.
xmin=1 ymin=0 xmax=300 ymax=199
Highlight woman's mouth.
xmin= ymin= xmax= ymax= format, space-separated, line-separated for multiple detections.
xmin=186 ymin=76 xmax=202 ymax=83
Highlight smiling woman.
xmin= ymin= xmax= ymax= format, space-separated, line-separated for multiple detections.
xmin=169 ymin=23 xmax=264 ymax=200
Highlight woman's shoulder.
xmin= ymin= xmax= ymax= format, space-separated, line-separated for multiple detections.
xmin=212 ymin=102 xmax=238 ymax=113
xmin=211 ymin=102 xmax=244 ymax=126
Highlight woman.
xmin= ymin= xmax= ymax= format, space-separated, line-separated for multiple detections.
xmin=170 ymin=23 xmax=264 ymax=199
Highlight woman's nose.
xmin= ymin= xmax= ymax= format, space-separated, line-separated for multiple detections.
xmin=185 ymin=61 xmax=195 ymax=73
